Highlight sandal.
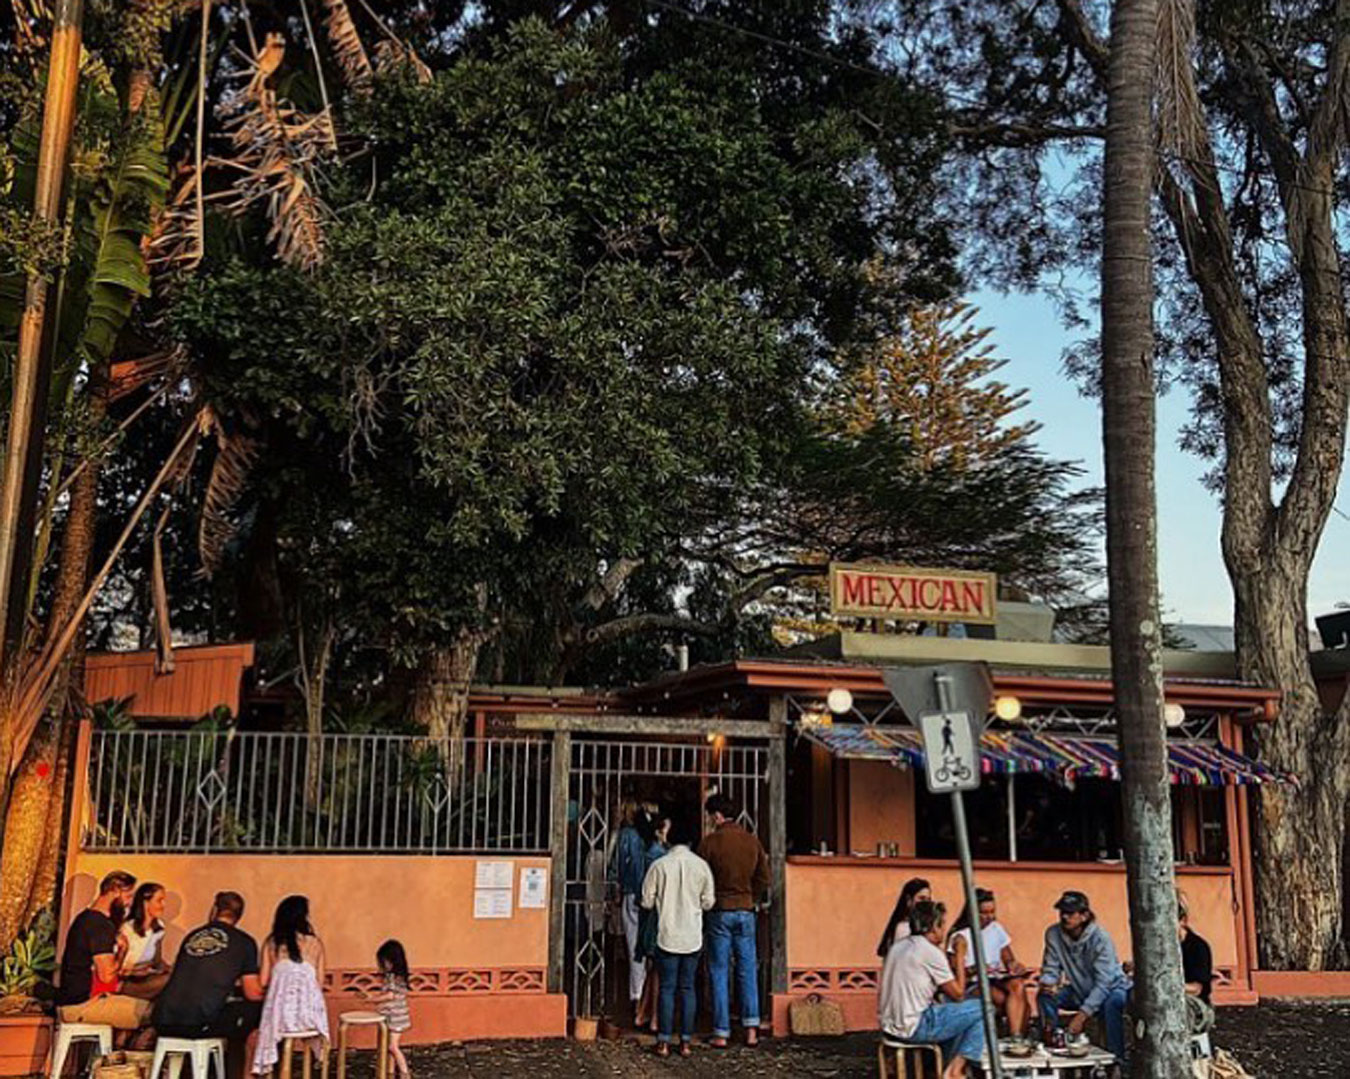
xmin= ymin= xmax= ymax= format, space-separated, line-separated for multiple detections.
xmin=708 ymin=1037 xmax=728 ymax=1049
xmin=654 ymin=1043 xmax=670 ymax=1058
xmin=679 ymin=1043 xmax=693 ymax=1058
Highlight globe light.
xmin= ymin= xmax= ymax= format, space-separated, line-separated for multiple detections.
xmin=994 ymin=695 xmax=1023 ymax=722
xmin=1164 ymin=702 xmax=1187 ymax=728
xmin=826 ymin=688 xmax=854 ymax=715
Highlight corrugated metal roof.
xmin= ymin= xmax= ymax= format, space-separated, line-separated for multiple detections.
xmin=85 ymin=643 xmax=255 ymax=720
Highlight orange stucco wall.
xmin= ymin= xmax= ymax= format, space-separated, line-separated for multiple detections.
xmin=64 ymin=853 xmax=550 ymax=969
xmin=776 ymin=859 xmax=1250 ymax=1032
xmin=785 ymin=859 xmax=1241 ymax=972
xmin=846 ymin=763 xmax=915 ymax=856
xmin=60 ymin=853 xmax=565 ymax=1042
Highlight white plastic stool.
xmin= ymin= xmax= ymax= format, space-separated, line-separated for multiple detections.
xmin=50 ymin=1022 xmax=113 ymax=1079
xmin=149 ymin=1037 xmax=226 ymax=1079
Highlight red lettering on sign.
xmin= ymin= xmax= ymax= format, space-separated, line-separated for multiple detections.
xmin=961 ymin=581 xmax=986 ymax=615
xmin=887 ymin=577 xmax=908 ymax=611
xmin=940 ymin=579 xmax=960 ymax=611
xmin=866 ymin=576 xmax=883 ymax=607
xmin=841 ymin=573 xmax=867 ymax=607
xmin=919 ymin=579 xmax=940 ymax=610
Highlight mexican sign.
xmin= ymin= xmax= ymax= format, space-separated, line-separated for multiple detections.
xmin=918 ymin=711 xmax=981 ymax=793
xmin=829 ymin=562 xmax=997 ymax=624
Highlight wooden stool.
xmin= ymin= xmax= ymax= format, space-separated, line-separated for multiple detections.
xmin=877 ymin=1039 xmax=943 ymax=1079
xmin=276 ymin=1031 xmax=329 ymax=1079
xmin=335 ymin=1012 xmax=388 ymax=1079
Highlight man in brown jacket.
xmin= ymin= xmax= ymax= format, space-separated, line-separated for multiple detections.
xmin=698 ymin=794 xmax=770 ymax=1046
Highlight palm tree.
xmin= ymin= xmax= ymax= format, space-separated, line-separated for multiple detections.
xmin=1099 ymin=0 xmax=1190 ymax=1072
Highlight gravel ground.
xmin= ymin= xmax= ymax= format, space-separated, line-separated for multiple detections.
xmin=330 ymin=1000 xmax=1340 ymax=1077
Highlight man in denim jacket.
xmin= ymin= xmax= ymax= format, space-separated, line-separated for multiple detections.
xmin=1038 ymin=890 xmax=1132 ymax=1060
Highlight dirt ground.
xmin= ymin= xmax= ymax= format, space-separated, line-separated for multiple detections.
xmin=329 ymin=1000 xmax=1342 ymax=1077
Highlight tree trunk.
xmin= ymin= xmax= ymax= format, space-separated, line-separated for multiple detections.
xmin=0 ymin=367 xmax=102 ymax=951
xmin=0 ymin=723 xmax=59 ymax=946
xmin=1099 ymin=0 xmax=1190 ymax=1073
xmin=1235 ymin=556 xmax=1350 ymax=969
xmin=410 ymin=633 xmax=485 ymax=750
xmin=23 ymin=711 xmax=73 ymax=929
xmin=297 ymin=620 xmax=334 ymax=809
xmin=0 ymin=0 xmax=85 ymax=678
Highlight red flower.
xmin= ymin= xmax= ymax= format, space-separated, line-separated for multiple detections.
xmin=35 ymin=762 xmax=51 ymax=779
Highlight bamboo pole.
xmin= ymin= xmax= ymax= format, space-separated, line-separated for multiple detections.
xmin=0 ymin=0 xmax=86 ymax=678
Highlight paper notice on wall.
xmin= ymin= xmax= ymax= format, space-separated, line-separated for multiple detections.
xmin=519 ymin=866 xmax=548 ymax=909
xmin=475 ymin=860 xmax=514 ymax=889
xmin=473 ymin=888 xmax=513 ymax=919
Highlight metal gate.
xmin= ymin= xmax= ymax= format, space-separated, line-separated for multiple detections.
xmin=563 ymin=737 xmax=770 ymax=1020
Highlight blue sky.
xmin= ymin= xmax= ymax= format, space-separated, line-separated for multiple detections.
xmin=973 ymin=288 xmax=1350 ymax=629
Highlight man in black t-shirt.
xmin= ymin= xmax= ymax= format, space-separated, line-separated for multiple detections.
xmin=153 ymin=891 xmax=264 ymax=1039
xmin=57 ymin=870 xmax=152 ymax=1030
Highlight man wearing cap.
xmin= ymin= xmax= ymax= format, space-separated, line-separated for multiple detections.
xmin=1038 ymin=890 xmax=1131 ymax=1061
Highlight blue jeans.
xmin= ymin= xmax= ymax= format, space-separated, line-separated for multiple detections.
xmin=1039 ymin=984 xmax=1129 ymax=1060
xmin=903 ymin=999 xmax=985 ymax=1064
xmin=657 ymin=949 xmax=699 ymax=1044
xmin=705 ymin=909 xmax=760 ymax=1037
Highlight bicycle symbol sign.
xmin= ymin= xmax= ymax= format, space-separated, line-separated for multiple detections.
xmin=919 ymin=711 xmax=980 ymax=793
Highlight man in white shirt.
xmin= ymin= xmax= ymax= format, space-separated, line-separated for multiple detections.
xmin=879 ymin=900 xmax=985 ymax=1079
xmin=641 ymin=821 xmax=715 ymax=1056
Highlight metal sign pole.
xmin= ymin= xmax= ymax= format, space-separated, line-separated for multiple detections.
xmin=937 ymin=674 xmax=1004 ymax=1079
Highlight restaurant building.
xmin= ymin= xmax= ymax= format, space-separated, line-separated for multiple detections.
xmin=56 ymin=565 xmax=1292 ymax=1041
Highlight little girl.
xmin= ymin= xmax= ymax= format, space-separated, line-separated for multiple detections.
xmin=365 ymin=940 xmax=411 ymax=1079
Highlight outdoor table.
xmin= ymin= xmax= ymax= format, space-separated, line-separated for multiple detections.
xmin=990 ymin=1043 xmax=1117 ymax=1078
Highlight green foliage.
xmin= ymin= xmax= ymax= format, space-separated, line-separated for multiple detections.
xmin=0 ymin=908 xmax=55 ymax=999
xmin=1 ymin=67 xmax=168 ymax=423
xmin=172 ymin=14 xmax=960 ymax=683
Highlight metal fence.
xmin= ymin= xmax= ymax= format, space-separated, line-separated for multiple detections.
xmin=85 ymin=729 xmax=551 ymax=854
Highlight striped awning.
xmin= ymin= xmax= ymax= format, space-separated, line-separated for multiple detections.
xmin=798 ymin=723 xmax=1295 ymax=787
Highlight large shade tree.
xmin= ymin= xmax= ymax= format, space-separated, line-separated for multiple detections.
xmin=865 ymin=0 xmax=1350 ymax=967
xmin=170 ymin=11 xmax=961 ymax=744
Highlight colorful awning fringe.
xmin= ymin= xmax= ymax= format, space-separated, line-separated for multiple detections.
xmin=798 ymin=723 xmax=1296 ymax=788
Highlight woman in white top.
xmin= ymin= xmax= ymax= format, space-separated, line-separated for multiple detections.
xmin=947 ymin=887 xmax=1030 ymax=1037
xmin=252 ymin=896 xmax=329 ymax=1075
xmin=118 ymin=882 xmax=170 ymax=999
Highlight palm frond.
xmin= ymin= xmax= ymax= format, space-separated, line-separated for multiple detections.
xmin=148 ymin=165 xmax=204 ymax=272
xmin=108 ymin=348 xmax=183 ymax=401
xmin=1155 ymin=0 xmax=1204 ymax=161
xmin=321 ymin=0 xmax=373 ymax=90
xmin=151 ymin=502 xmax=176 ymax=673
xmin=198 ymin=420 xmax=260 ymax=577
xmin=212 ymin=33 xmax=331 ymax=270
xmin=373 ymin=38 xmax=432 ymax=84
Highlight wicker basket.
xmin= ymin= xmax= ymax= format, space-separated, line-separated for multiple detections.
xmin=788 ymin=993 xmax=846 ymax=1037
xmin=93 ymin=1050 xmax=154 ymax=1079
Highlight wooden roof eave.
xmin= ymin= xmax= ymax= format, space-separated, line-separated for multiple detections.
xmin=623 ymin=659 xmax=1281 ymax=722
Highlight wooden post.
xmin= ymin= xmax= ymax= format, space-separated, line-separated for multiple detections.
xmin=547 ymin=729 xmax=571 ymax=996
xmin=767 ymin=696 xmax=788 ymax=996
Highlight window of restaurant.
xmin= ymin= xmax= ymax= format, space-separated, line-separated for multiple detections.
xmin=789 ymin=725 xmax=1240 ymax=865
xmin=914 ymin=774 xmax=1232 ymax=865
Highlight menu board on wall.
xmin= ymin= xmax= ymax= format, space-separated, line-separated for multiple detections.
xmin=473 ymin=859 xmax=515 ymax=918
